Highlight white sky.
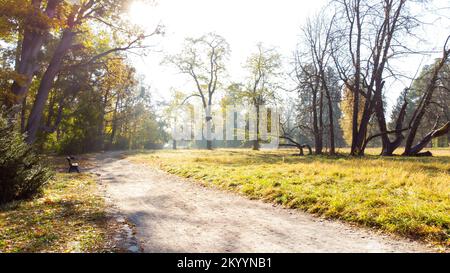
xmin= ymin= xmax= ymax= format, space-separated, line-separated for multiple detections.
xmin=127 ymin=0 xmax=326 ymax=100
xmin=126 ymin=0 xmax=450 ymax=112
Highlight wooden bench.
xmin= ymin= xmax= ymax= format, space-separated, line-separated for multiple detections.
xmin=66 ymin=156 xmax=80 ymax=173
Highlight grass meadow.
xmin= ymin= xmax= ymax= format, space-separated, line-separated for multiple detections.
xmin=128 ymin=148 xmax=450 ymax=248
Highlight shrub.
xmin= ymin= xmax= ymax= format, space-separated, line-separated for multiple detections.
xmin=0 ymin=110 xmax=53 ymax=205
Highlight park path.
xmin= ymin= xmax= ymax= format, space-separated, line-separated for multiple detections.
xmin=91 ymin=151 xmax=432 ymax=253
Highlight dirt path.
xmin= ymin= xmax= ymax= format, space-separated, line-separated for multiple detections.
xmin=92 ymin=152 xmax=432 ymax=253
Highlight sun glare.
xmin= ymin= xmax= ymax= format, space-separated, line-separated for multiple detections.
xmin=128 ymin=1 xmax=155 ymax=26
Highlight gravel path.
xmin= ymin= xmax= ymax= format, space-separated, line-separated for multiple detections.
xmin=92 ymin=152 xmax=432 ymax=253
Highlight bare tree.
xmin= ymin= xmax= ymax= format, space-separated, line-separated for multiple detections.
xmin=331 ymin=0 xmax=415 ymax=155
xmin=164 ymin=33 xmax=230 ymax=150
xmin=300 ymin=11 xmax=338 ymax=154
xmin=291 ymin=56 xmax=323 ymax=154
xmin=291 ymin=9 xmax=342 ymax=155
xmin=403 ymin=36 xmax=450 ymax=155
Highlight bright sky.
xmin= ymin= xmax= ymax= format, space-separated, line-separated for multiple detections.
xmin=127 ymin=0 xmax=326 ymax=100
xmin=127 ymin=0 xmax=450 ymax=111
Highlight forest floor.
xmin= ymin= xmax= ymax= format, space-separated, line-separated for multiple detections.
xmin=91 ymin=150 xmax=446 ymax=252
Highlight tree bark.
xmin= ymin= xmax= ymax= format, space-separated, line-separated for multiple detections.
xmin=312 ymin=86 xmax=323 ymax=155
xmin=404 ymin=44 xmax=450 ymax=155
xmin=25 ymin=30 xmax=75 ymax=144
xmin=405 ymin=122 xmax=450 ymax=156
xmin=205 ymin=106 xmax=213 ymax=150
xmin=109 ymin=94 xmax=121 ymax=148
xmin=9 ymin=0 xmax=61 ymax=107
xmin=350 ymin=0 xmax=362 ymax=156
xmin=20 ymin=95 xmax=27 ymax=133
xmin=317 ymin=86 xmax=324 ymax=154
xmin=253 ymin=104 xmax=260 ymax=150
xmin=322 ymin=80 xmax=335 ymax=155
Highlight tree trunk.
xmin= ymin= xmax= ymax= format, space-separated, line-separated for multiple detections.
xmin=352 ymin=105 xmax=372 ymax=156
xmin=312 ymin=89 xmax=322 ymax=155
xmin=374 ymin=88 xmax=407 ymax=156
xmin=403 ymin=57 xmax=449 ymax=155
xmin=374 ymin=91 xmax=398 ymax=156
xmin=323 ymin=83 xmax=335 ymax=155
xmin=317 ymin=87 xmax=324 ymax=154
xmin=350 ymin=89 xmax=360 ymax=155
xmin=328 ymin=106 xmax=335 ymax=155
xmin=46 ymin=91 xmax=56 ymax=128
xmin=350 ymin=5 xmax=362 ymax=156
xmin=24 ymin=30 xmax=75 ymax=144
xmin=9 ymin=0 xmax=60 ymax=108
xmin=253 ymin=104 xmax=260 ymax=150
xmin=404 ymin=36 xmax=450 ymax=155
xmin=109 ymin=95 xmax=121 ymax=148
xmin=205 ymin=105 xmax=213 ymax=150
xmin=20 ymin=95 xmax=27 ymax=133
xmin=172 ymin=139 xmax=177 ymax=150
xmin=206 ymin=140 xmax=212 ymax=149
xmin=97 ymin=90 xmax=110 ymax=151
xmin=17 ymin=26 xmax=27 ymax=132
xmin=405 ymin=122 xmax=450 ymax=156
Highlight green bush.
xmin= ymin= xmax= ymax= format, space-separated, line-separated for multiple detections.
xmin=0 ymin=110 xmax=53 ymax=205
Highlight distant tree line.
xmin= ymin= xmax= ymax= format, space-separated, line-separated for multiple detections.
xmin=1 ymin=0 xmax=449 ymax=157
xmin=164 ymin=0 xmax=449 ymax=156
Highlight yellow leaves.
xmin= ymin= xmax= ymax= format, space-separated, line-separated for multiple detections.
xmin=81 ymin=38 xmax=94 ymax=50
xmin=99 ymin=57 xmax=135 ymax=91
xmin=0 ymin=0 xmax=81 ymax=40
xmin=0 ymin=172 xmax=109 ymax=253
xmin=340 ymin=85 xmax=366 ymax=146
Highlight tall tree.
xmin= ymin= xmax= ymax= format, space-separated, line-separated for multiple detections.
xmin=2 ymin=0 xmax=161 ymax=144
xmin=237 ymin=43 xmax=281 ymax=150
xmin=402 ymin=37 xmax=450 ymax=155
xmin=164 ymin=33 xmax=230 ymax=150
xmin=292 ymin=57 xmax=324 ymax=154
xmin=395 ymin=59 xmax=450 ymax=149
xmin=301 ymin=11 xmax=338 ymax=154
xmin=331 ymin=0 xmax=416 ymax=155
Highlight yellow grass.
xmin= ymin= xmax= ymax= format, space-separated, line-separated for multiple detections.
xmin=0 ymin=170 xmax=110 ymax=253
xmin=128 ymin=148 xmax=450 ymax=248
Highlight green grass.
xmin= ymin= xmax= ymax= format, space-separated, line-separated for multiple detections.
xmin=128 ymin=148 xmax=450 ymax=248
xmin=0 ymin=171 xmax=110 ymax=253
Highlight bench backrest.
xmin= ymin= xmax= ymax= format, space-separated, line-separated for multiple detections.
xmin=66 ymin=156 xmax=77 ymax=166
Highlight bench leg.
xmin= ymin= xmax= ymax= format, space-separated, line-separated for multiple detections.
xmin=68 ymin=166 xmax=80 ymax=173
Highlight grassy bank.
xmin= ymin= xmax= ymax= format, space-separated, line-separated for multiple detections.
xmin=128 ymin=148 xmax=450 ymax=248
xmin=0 ymin=169 xmax=110 ymax=253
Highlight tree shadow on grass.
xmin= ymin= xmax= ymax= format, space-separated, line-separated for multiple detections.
xmin=0 ymin=197 xmax=107 ymax=253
